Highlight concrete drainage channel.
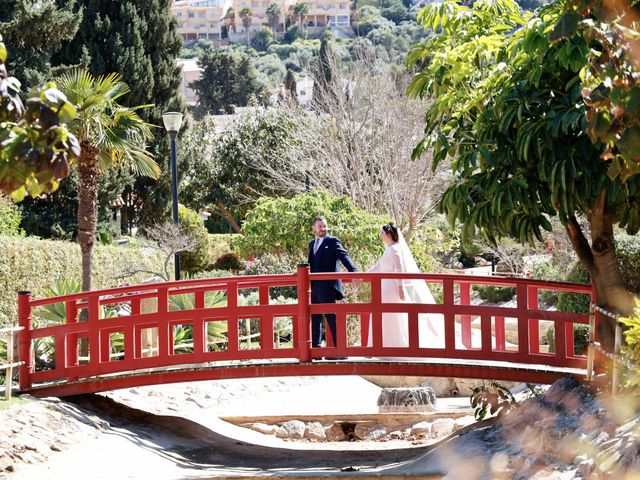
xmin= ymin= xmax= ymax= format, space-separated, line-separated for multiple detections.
xmin=221 ymin=411 xmax=476 ymax=444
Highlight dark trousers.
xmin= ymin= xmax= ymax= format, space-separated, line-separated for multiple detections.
xmin=311 ymin=288 xmax=337 ymax=348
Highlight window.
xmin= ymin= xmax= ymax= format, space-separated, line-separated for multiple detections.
xmin=176 ymin=11 xmax=183 ymax=16
xmin=339 ymin=4 xmax=346 ymax=9
xmin=188 ymin=12 xmax=195 ymax=17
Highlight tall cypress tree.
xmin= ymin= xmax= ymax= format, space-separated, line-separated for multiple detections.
xmin=0 ymin=0 xmax=83 ymax=89
xmin=311 ymin=30 xmax=337 ymax=111
xmin=55 ymin=0 xmax=187 ymax=226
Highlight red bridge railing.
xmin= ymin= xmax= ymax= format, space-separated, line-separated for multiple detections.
xmin=17 ymin=265 xmax=596 ymax=396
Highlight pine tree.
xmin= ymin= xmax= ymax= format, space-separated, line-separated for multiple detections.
xmin=191 ymin=50 xmax=265 ymax=118
xmin=312 ymin=30 xmax=337 ymax=111
xmin=56 ymin=0 xmax=187 ymax=226
xmin=0 ymin=0 xmax=82 ymax=89
xmin=283 ymin=68 xmax=297 ymax=102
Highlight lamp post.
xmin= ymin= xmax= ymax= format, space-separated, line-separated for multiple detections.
xmin=300 ymin=158 xmax=315 ymax=192
xmin=162 ymin=111 xmax=184 ymax=281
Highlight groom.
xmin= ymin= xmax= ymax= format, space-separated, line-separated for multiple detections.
xmin=308 ymin=216 xmax=358 ymax=348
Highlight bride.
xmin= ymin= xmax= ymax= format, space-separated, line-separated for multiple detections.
xmin=367 ymin=223 xmax=445 ymax=348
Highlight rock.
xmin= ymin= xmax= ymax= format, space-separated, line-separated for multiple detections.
xmin=431 ymin=418 xmax=455 ymax=437
xmin=249 ymin=423 xmax=279 ymax=435
xmin=410 ymin=421 xmax=432 ymax=438
xmin=377 ymin=387 xmax=436 ymax=412
xmin=354 ymin=423 xmax=386 ymax=440
xmin=325 ymin=423 xmax=346 ymax=442
xmin=304 ymin=422 xmax=326 ymax=441
xmin=276 ymin=420 xmax=305 ymax=440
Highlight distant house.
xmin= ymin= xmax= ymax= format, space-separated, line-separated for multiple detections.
xmin=177 ymin=58 xmax=202 ymax=106
xmin=171 ymin=0 xmax=227 ymax=43
xmin=170 ymin=0 xmax=352 ymax=45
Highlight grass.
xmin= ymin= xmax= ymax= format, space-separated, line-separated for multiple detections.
xmin=0 ymin=395 xmax=31 ymax=410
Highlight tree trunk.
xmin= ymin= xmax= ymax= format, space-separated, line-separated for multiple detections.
xmin=565 ymin=190 xmax=635 ymax=351
xmin=77 ymin=144 xmax=101 ymax=293
xmin=215 ymin=202 xmax=242 ymax=233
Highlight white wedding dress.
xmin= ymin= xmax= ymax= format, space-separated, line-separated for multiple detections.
xmin=367 ymin=241 xmax=446 ymax=349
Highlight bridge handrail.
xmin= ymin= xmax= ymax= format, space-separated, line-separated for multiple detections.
xmin=16 ymin=266 xmax=598 ymax=393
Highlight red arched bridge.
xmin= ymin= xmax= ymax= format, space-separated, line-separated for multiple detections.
xmin=17 ymin=266 xmax=597 ymax=397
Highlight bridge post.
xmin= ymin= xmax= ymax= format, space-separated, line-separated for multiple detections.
xmin=297 ymin=264 xmax=311 ymax=363
xmin=18 ymin=291 xmax=32 ymax=391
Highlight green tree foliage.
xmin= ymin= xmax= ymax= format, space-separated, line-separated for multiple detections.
xmin=0 ymin=36 xmax=79 ymax=201
xmin=252 ymin=27 xmax=274 ymax=52
xmin=56 ymin=0 xmax=185 ymax=127
xmin=292 ymin=2 xmax=309 ymax=31
xmin=283 ymin=68 xmax=297 ymax=101
xmin=0 ymin=0 xmax=83 ymax=89
xmin=191 ymin=50 xmax=266 ymax=118
xmin=266 ymin=3 xmax=283 ymax=33
xmin=178 ymin=205 xmax=211 ymax=273
xmin=55 ymin=0 xmax=186 ymax=229
xmin=312 ymin=30 xmax=337 ymax=110
xmin=180 ymin=109 xmax=298 ymax=232
xmin=407 ymin=0 xmax=640 ymax=348
xmin=58 ymin=70 xmax=158 ymax=292
xmin=238 ymin=190 xmax=389 ymax=266
xmin=240 ymin=7 xmax=254 ymax=45
xmin=283 ymin=25 xmax=301 ymax=43
xmin=0 ymin=195 xmax=22 ymax=236
xmin=19 ymin=169 xmax=135 ymax=239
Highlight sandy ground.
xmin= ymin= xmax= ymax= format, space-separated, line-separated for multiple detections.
xmin=6 ymin=376 xmax=471 ymax=479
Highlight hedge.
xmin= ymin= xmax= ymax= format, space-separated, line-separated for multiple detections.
xmin=0 ymin=236 xmax=166 ymax=328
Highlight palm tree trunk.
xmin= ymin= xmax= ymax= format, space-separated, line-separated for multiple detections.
xmin=77 ymin=145 xmax=101 ymax=293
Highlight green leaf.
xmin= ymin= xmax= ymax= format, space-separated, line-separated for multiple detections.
xmin=549 ymin=13 xmax=581 ymax=43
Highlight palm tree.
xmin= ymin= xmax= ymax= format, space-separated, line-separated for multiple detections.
xmin=225 ymin=7 xmax=236 ymax=34
xmin=293 ymin=2 xmax=309 ymax=34
xmin=58 ymin=70 xmax=159 ymax=293
xmin=266 ymin=3 xmax=282 ymax=34
xmin=239 ymin=7 xmax=253 ymax=45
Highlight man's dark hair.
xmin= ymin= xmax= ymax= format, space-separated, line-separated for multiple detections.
xmin=313 ymin=215 xmax=327 ymax=225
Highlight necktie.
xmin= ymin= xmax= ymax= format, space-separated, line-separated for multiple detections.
xmin=314 ymin=238 xmax=321 ymax=254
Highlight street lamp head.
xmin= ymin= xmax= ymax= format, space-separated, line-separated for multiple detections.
xmin=162 ymin=112 xmax=183 ymax=134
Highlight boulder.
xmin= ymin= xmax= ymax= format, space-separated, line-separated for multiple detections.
xmin=410 ymin=421 xmax=432 ymax=438
xmin=250 ymin=423 xmax=279 ymax=435
xmin=354 ymin=423 xmax=386 ymax=440
xmin=325 ymin=423 xmax=347 ymax=442
xmin=304 ymin=422 xmax=326 ymax=441
xmin=276 ymin=420 xmax=305 ymax=440
xmin=431 ymin=418 xmax=455 ymax=437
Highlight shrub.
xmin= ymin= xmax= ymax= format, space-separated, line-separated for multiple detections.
xmin=557 ymin=261 xmax=591 ymax=314
xmin=178 ymin=205 xmax=211 ymax=273
xmin=242 ymin=252 xmax=299 ymax=299
xmin=0 ymin=195 xmax=23 ymax=236
xmin=532 ymin=262 xmax=563 ymax=307
xmin=0 ymin=236 xmax=166 ymax=330
xmin=213 ymin=252 xmax=244 ymax=272
xmin=284 ymin=25 xmax=301 ymax=43
xmin=620 ymin=298 xmax=640 ymax=391
xmin=238 ymin=190 xmax=389 ymax=268
xmin=616 ymin=232 xmax=640 ymax=294
xmin=472 ymin=285 xmax=516 ymax=304
xmin=545 ymin=324 xmax=590 ymax=356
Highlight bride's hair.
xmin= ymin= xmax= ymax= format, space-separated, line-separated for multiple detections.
xmin=382 ymin=223 xmax=399 ymax=242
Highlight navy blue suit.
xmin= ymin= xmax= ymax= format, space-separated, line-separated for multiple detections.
xmin=308 ymin=235 xmax=357 ymax=347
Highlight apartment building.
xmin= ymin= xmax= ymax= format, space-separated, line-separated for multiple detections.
xmin=304 ymin=0 xmax=351 ymax=28
xmin=229 ymin=0 xmax=351 ymax=38
xmin=171 ymin=0 xmax=224 ymax=41
xmin=170 ymin=0 xmax=351 ymax=44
